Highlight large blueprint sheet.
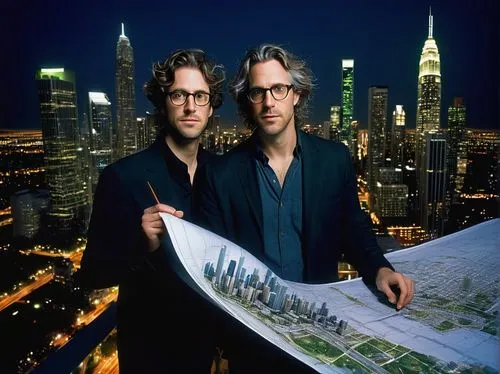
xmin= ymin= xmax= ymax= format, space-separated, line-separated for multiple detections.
xmin=161 ymin=214 xmax=499 ymax=373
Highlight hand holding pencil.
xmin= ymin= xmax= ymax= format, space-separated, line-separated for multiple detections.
xmin=142 ymin=181 xmax=184 ymax=252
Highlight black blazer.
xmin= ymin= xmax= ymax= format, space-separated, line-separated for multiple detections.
xmin=76 ymin=137 xmax=219 ymax=373
xmin=194 ymin=130 xmax=393 ymax=285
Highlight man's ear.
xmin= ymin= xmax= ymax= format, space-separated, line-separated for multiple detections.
xmin=293 ymin=90 xmax=300 ymax=106
xmin=209 ymin=106 xmax=213 ymax=118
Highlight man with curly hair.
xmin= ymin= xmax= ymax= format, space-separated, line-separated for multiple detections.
xmin=77 ymin=48 xmax=225 ymax=373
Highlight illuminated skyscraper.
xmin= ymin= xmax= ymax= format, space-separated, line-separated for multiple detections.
xmin=416 ymin=8 xmax=441 ymax=133
xmin=463 ymin=129 xmax=499 ymax=195
xmin=341 ymin=59 xmax=354 ymax=154
xmin=78 ymin=112 xmax=92 ymax=207
xmin=416 ymin=9 xmax=444 ymax=235
xmin=357 ymin=129 xmax=368 ymax=161
xmin=447 ymin=97 xmax=467 ymax=202
xmin=391 ymin=105 xmax=406 ymax=169
xmin=444 ymin=98 xmax=467 ymax=233
xmin=419 ymin=132 xmax=447 ymax=238
xmin=376 ymin=168 xmax=408 ymax=220
xmin=35 ymin=68 xmax=87 ymax=241
xmin=88 ymin=92 xmax=113 ymax=200
xmin=137 ymin=112 xmax=158 ymax=150
xmin=11 ymin=189 xmax=49 ymax=240
xmin=367 ymin=86 xmax=388 ymax=209
xmin=330 ymin=105 xmax=341 ymax=141
xmin=115 ymin=22 xmax=136 ymax=159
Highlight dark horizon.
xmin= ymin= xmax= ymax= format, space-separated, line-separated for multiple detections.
xmin=2 ymin=0 xmax=499 ymax=130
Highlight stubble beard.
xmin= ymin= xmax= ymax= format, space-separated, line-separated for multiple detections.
xmin=256 ymin=111 xmax=295 ymax=138
xmin=165 ymin=119 xmax=206 ymax=145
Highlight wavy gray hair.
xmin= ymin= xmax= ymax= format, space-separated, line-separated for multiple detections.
xmin=229 ymin=44 xmax=315 ymax=129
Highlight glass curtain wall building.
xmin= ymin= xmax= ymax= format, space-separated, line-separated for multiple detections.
xmin=35 ymin=68 xmax=87 ymax=242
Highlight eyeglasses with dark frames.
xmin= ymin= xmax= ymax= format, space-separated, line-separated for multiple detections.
xmin=167 ymin=90 xmax=211 ymax=106
xmin=247 ymin=84 xmax=294 ymax=104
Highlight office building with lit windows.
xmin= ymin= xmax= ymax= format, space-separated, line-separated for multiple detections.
xmin=88 ymin=92 xmax=113 ymax=200
xmin=367 ymin=85 xmax=388 ymax=208
xmin=136 ymin=112 xmax=158 ymax=151
xmin=341 ymin=59 xmax=354 ymax=155
xmin=10 ymin=189 xmax=49 ymax=240
xmin=391 ymin=105 xmax=406 ymax=169
xmin=330 ymin=105 xmax=341 ymax=141
xmin=419 ymin=131 xmax=447 ymax=238
xmin=35 ymin=68 xmax=87 ymax=241
xmin=447 ymin=98 xmax=467 ymax=200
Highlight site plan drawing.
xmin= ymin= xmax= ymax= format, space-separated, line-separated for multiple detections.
xmin=161 ymin=213 xmax=499 ymax=373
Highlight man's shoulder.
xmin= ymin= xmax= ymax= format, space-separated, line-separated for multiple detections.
xmin=102 ymin=145 xmax=158 ymax=179
xmin=300 ymin=131 xmax=349 ymax=156
xmin=199 ymin=148 xmax=218 ymax=163
xmin=210 ymin=141 xmax=252 ymax=168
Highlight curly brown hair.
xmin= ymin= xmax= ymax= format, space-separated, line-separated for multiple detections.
xmin=144 ymin=49 xmax=225 ymax=116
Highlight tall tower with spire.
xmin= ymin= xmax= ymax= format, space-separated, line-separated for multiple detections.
xmin=115 ymin=22 xmax=136 ymax=160
xmin=416 ymin=8 xmax=441 ymax=133
xmin=416 ymin=8 xmax=446 ymax=238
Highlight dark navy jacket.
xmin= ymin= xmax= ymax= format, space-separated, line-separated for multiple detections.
xmin=75 ymin=135 xmax=220 ymax=373
xmin=194 ymin=130 xmax=393 ymax=285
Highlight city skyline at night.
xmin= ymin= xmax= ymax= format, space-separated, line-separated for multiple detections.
xmin=0 ymin=1 xmax=498 ymax=372
xmin=3 ymin=0 xmax=498 ymax=131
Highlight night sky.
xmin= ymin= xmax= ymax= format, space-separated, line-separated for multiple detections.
xmin=2 ymin=0 xmax=498 ymax=130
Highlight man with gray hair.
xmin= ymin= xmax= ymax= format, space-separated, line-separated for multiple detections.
xmin=194 ymin=44 xmax=414 ymax=370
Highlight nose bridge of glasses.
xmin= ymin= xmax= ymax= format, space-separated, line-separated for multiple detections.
xmin=264 ymin=88 xmax=276 ymax=103
xmin=185 ymin=92 xmax=196 ymax=105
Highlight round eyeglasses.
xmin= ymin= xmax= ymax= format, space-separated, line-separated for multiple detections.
xmin=167 ymin=90 xmax=211 ymax=106
xmin=247 ymin=84 xmax=293 ymax=104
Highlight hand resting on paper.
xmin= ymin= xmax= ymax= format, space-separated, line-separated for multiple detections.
xmin=375 ymin=267 xmax=415 ymax=310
